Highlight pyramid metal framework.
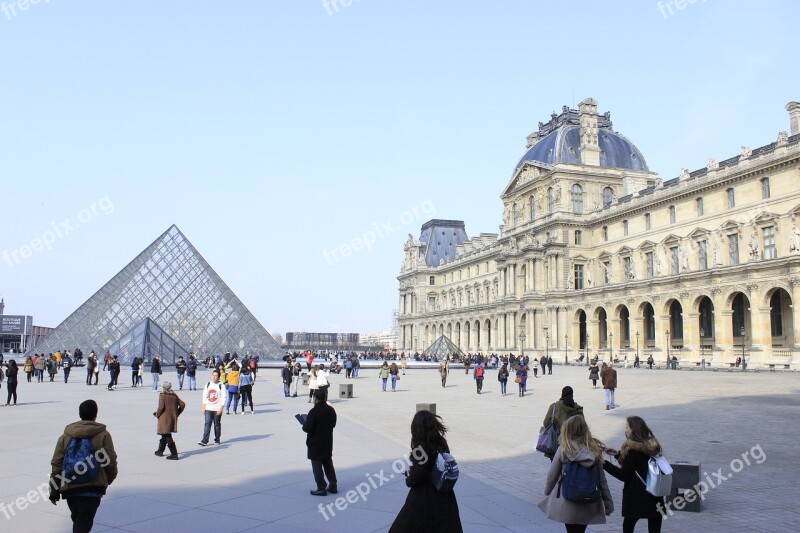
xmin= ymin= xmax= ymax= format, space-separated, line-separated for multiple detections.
xmin=423 ymin=335 xmax=465 ymax=359
xmin=28 ymin=225 xmax=285 ymax=361
xmin=107 ymin=317 xmax=189 ymax=366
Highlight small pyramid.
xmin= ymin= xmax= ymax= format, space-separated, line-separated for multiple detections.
xmin=107 ymin=317 xmax=188 ymax=366
xmin=423 ymin=335 xmax=465 ymax=359
xmin=29 ymin=225 xmax=284 ymax=361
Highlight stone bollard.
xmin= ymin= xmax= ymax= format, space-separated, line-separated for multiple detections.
xmin=339 ymin=383 xmax=353 ymax=399
xmin=416 ymin=403 xmax=436 ymax=415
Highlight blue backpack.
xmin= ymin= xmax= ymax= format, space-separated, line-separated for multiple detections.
xmin=430 ymin=450 xmax=459 ymax=492
xmin=63 ymin=438 xmax=100 ymax=484
xmin=559 ymin=459 xmax=600 ymax=503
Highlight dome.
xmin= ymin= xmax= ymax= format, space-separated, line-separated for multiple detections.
xmin=515 ymin=103 xmax=649 ymax=172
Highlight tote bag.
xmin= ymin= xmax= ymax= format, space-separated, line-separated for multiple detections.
xmin=535 ymin=404 xmax=559 ymax=455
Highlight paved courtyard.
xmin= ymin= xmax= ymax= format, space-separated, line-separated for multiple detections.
xmin=1 ymin=362 xmax=797 ymax=532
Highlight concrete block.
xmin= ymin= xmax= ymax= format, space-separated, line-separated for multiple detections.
xmin=416 ymin=403 xmax=436 ymax=415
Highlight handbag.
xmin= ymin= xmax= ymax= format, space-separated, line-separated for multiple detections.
xmin=635 ymin=455 xmax=673 ymax=497
xmin=514 ymin=376 xmax=522 ymax=384
xmin=536 ymin=404 xmax=559 ymax=455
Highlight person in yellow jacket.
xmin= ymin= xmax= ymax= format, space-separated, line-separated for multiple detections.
xmin=54 ymin=351 xmax=62 ymax=364
xmin=224 ymin=363 xmax=241 ymax=414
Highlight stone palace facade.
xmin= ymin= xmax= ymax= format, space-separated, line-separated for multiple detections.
xmin=398 ymin=98 xmax=800 ymax=368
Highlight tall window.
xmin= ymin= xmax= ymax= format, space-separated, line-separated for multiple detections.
xmin=696 ymin=197 xmax=704 ymax=216
xmin=670 ymin=246 xmax=679 ymax=275
xmin=603 ymin=187 xmax=614 ymax=208
xmin=574 ymin=230 xmax=582 ymax=245
xmin=761 ymin=177 xmax=770 ymax=199
xmin=729 ymin=234 xmax=739 ymax=265
xmin=646 ymin=252 xmax=654 ymax=278
xmin=530 ymin=196 xmax=536 ymax=221
xmin=571 ymin=184 xmax=583 ymax=214
xmin=623 ymin=220 xmax=629 ymax=236
xmin=602 ymin=226 xmax=608 ymax=241
xmin=763 ymin=226 xmax=776 ymax=259
xmin=698 ymin=240 xmax=708 ymax=270
xmin=429 ymin=276 xmax=435 ymax=286
xmin=645 ymin=213 xmax=651 ymax=230
xmin=669 ymin=206 xmax=676 ymax=224
xmin=727 ymin=188 xmax=735 ymax=208
xmin=574 ymin=264 xmax=584 ymax=290
xmin=770 ymin=291 xmax=783 ymax=336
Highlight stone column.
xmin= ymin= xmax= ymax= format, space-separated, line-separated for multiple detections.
xmin=750 ymin=306 xmax=772 ymax=362
xmin=684 ymin=311 xmax=700 ymax=359
xmin=716 ymin=310 xmax=734 ymax=361
xmin=790 ymin=277 xmax=800 ymax=349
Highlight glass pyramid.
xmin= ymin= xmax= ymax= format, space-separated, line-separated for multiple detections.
xmin=423 ymin=335 xmax=466 ymax=360
xmin=28 ymin=225 xmax=285 ymax=361
xmin=107 ymin=317 xmax=188 ymax=366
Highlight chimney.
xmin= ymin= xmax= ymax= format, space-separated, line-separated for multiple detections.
xmin=787 ymin=101 xmax=800 ymax=135
xmin=579 ymin=98 xmax=600 ymax=166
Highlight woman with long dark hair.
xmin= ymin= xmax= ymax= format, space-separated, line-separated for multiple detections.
xmin=603 ymin=416 xmax=665 ymax=533
xmin=5 ymin=360 xmax=19 ymax=406
xmin=390 ymin=410 xmax=462 ymax=532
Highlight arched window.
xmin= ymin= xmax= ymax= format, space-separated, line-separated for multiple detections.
xmin=603 ymin=187 xmax=614 ymax=208
xmin=548 ymin=187 xmax=555 ymax=213
xmin=530 ymin=196 xmax=536 ymax=221
xmin=571 ymin=184 xmax=583 ymax=214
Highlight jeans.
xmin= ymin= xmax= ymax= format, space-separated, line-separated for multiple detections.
xmin=177 ymin=372 xmax=185 ymax=390
xmin=353 ymin=367 xmax=359 ymax=377
xmin=187 ymin=375 xmax=196 ymax=390
xmin=381 ymin=378 xmax=387 ymax=391
xmin=239 ymin=385 xmax=253 ymax=412
xmin=291 ymin=376 xmax=300 ymax=396
xmin=500 ymin=379 xmax=507 ymax=394
xmin=36 ymin=369 xmax=44 ymax=382
xmin=391 ymin=375 xmax=397 ymax=390
xmin=201 ymin=410 xmax=222 ymax=443
xmin=152 ymin=373 xmax=160 ymax=390
xmin=605 ymin=388 xmax=615 ymax=408
xmin=63 ymin=369 xmax=71 ymax=383
xmin=283 ymin=382 xmax=291 ymax=397
xmin=66 ymin=496 xmax=102 ymax=533
xmin=225 ymin=389 xmax=239 ymax=412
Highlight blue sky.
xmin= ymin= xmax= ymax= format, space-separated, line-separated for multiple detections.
xmin=1 ymin=0 xmax=798 ymax=336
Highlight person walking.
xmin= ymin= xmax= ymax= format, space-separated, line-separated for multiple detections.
xmin=175 ymin=355 xmax=187 ymax=391
xmin=302 ymin=389 xmax=338 ymax=496
xmin=378 ymin=361 xmax=390 ymax=392
xmin=438 ymin=358 xmax=449 ymax=388
xmin=62 ymin=352 xmax=74 ymax=383
xmin=600 ymin=363 xmax=618 ymax=410
xmin=400 ymin=353 xmax=407 ymax=375
xmin=47 ymin=355 xmax=58 ymax=382
xmin=150 ymin=356 xmax=162 ymax=392
xmin=588 ymin=361 xmax=600 ymax=389
xmin=4 ymin=360 xmax=19 ymax=405
xmin=498 ymin=362 xmax=509 ymax=396
xmin=102 ymin=350 xmax=111 ymax=371
xmin=603 ymin=416 xmax=665 ymax=533
xmin=307 ymin=365 xmax=320 ymax=403
xmin=198 ymin=370 xmax=224 ymax=446
xmin=473 ymin=362 xmax=485 ymax=394
xmin=131 ymin=357 xmax=141 ymax=387
xmin=282 ymin=362 xmax=293 ymax=397
xmin=85 ymin=353 xmax=96 ymax=385
xmin=532 ymin=357 xmax=539 ymax=378
xmin=344 ymin=357 xmax=353 ymax=379
xmin=389 ymin=410 xmax=463 ymax=532
xmin=542 ymin=386 xmax=584 ymax=461
xmin=352 ymin=355 xmax=360 ymax=378
xmin=23 ymin=356 xmax=34 ymax=383
xmin=515 ymin=362 xmax=528 ymax=397
xmin=291 ymin=358 xmax=302 ymax=397
xmin=186 ymin=354 xmax=198 ymax=390
xmin=646 ymin=355 xmax=654 ymax=370
xmin=538 ymin=415 xmax=614 ymax=533
xmin=239 ymin=365 xmax=255 ymax=414
xmin=634 ymin=354 xmax=640 ymax=369
xmin=224 ymin=363 xmax=241 ymax=415
xmin=35 ymin=353 xmax=46 ymax=383
xmin=547 ymin=355 xmax=553 ymax=375
xmin=48 ymin=399 xmax=118 ymax=533
xmin=154 ymin=381 xmax=185 ymax=460
xmin=390 ymin=362 xmax=400 ymax=392
xmin=540 ymin=356 xmax=547 ymax=376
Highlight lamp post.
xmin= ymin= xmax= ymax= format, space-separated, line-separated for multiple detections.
xmin=585 ymin=333 xmax=590 ymax=366
xmin=519 ymin=332 xmax=526 ymax=359
xmin=700 ymin=328 xmax=705 ymax=370
xmin=545 ymin=330 xmax=550 ymax=362
xmin=740 ymin=326 xmax=746 ymax=372
xmin=609 ymin=331 xmax=614 ymax=363
xmin=635 ymin=331 xmax=640 ymax=365
xmin=565 ymin=334 xmax=568 ymax=365
xmin=665 ymin=330 xmax=670 ymax=369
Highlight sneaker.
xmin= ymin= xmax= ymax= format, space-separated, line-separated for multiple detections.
xmin=215 ymin=441 xmax=221 ymax=445
xmin=166 ymin=455 xmax=179 ymax=460
xmin=240 ymin=412 xmax=245 ymax=415
xmin=197 ymin=441 xmax=208 ymax=447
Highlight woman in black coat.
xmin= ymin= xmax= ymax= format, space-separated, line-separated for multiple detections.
xmin=390 ymin=410 xmax=462 ymax=533
xmin=603 ymin=416 xmax=665 ymax=533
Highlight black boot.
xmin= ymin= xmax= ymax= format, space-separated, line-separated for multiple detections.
xmin=166 ymin=442 xmax=179 ymax=460
xmin=155 ymin=437 xmax=167 ymax=457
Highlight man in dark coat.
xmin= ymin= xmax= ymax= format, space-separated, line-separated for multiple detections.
xmin=546 ymin=355 xmax=553 ymax=375
xmin=281 ymin=362 xmax=293 ymax=397
xmin=302 ymin=389 xmax=338 ymax=496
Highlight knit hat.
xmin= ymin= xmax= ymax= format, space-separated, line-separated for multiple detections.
xmin=561 ymin=386 xmax=574 ymax=399
xmin=162 ymin=381 xmax=172 ymax=392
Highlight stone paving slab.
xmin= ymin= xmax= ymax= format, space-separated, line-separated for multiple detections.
xmin=0 ymin=364 xmax=797 ymax=531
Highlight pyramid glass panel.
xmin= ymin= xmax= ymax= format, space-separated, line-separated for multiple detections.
xmin=28 ymin=225 xmax=284 ymax=362
xmin=423 ymin=335 xmax=466 ymax=360
xmin=107 ymin=317 xmax=188 ymax=366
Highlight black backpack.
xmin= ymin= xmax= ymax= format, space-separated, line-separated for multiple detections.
xmin=559 ymin=459 xmax=600 ymax=503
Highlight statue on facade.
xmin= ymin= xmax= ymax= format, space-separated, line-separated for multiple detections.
xmin=627 ymin=258 xmax=636 ymax=280
xmin=654 ymin=253 xmax=663 ymax=276
xmin=404 ymin=234 xmax=416 ymax=251
xmin=777 ymin=131 xmax=789 ymax=146
xmin=680 ymin=168 xmax=690 ymax=181
xmin=680 ymin=247 xmax=690 ymax=272
xmin=603 ymin=261 xmax=613 ymax=284
xmin=713 ymin=237 xmax=723 ymax=266
xmin=536 ymin=188 xmax=545 ymax=211
xmin=503 ymin=205 xmax=511 ymax=228
xmin=553 ymin=182 xmax=562 ymax=205
xmin=585 ymin=261 xmax=593 ymax=287
xmin=791 ymin=217 xmax=800 ymax=254
xmin=567 ymin=270 xmax=575 ymax=289
xmin=740 ymin=146 xmax=752 ymax=159
xmin=707 ymin=158 xmax=719 ymax=171
xmin=749 ymin=226 xmax=760 ymax=259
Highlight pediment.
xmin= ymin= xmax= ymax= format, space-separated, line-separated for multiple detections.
xmin=660 ymin=233 xmax=683 ymax=247
xmin=752 ymin=210 xmax=778 ymax=224
xmin=687 ymin=228 xmax=710 ymax=239
xmin=718 ymin=220 xmax=741 ymax=232
xmin=637 ymin=239 xmax=657 ymax=251
xmin=502 ymin=162 xmax=553 ymax=196
xmin=616 ymin=245 xmax=634 ymax=256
